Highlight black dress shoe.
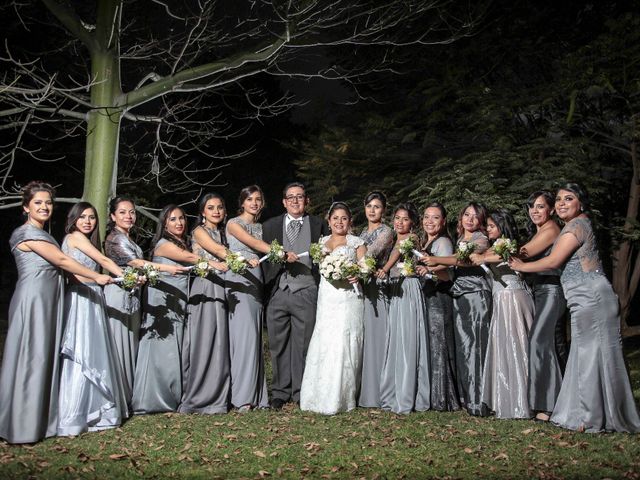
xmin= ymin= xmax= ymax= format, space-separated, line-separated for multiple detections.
xmin=270 ymin=398 xmax=286 ymax=410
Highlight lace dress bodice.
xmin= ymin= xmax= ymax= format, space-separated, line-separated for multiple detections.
xmin=226 ymin=217 xmax=262 ymax=261
xmin=359 ymin=225 xmax=394 ymax=268
xmin=558 ymin=217 xmax=604 ymax=285
xmin=321 ymin=234 xmax=365 ymax=262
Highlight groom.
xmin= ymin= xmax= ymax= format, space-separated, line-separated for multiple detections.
xmin=262 ymin=182 xmax=329 ymax=410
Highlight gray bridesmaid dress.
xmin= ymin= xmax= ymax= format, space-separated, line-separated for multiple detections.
xmin=225 ymin=217 xmax=269 ymax=409
xmin=550 ymin=217 xmax=640 ymax=432
xmin=380 ymin=264 xmax=431 ymax=414
xmin=451 ymin=231 xmax=492 ymax=416
xmin=104 ymin=229 xmax=144 ymax=408
xmin=132 ymin=239 xmax=189 ymax=414
xmin=0 ymin=224 xmax=64 ymax=443
xmin=481 ymin=263 xmax=534 ymax=419
xmin=526 ymin=246 xmax=567 ymax=414
xmin=358 ymin=224 xmax=394 ymax=408
xmin=423 ymin=236 xmax=460 ymax=411
xmin=179 ymin=226 xmax=230 ymax=414
xmin=58 ymin=237 xmax=128 ymax=435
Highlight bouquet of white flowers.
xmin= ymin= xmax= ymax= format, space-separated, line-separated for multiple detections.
xmin=192 ymin=258 xmax=211 ymax=278
xmin=397 ymin=237 xmax=416 ymax=257
xmin=357 ymin=255 xmax=377 ymax=282
xmin=455 ymin=241 xmax=476 ymax=262
xmin=259 ymin=239 xmax=287 ymax=264
xmin=140 ymin=263 xmax=160 ymax=286
xmin=320 ymin=251 xmax=362 ymax=295
xmin=492 ymin=237 xmax=518 ymax=262
xmin=225 ymin=250 xmax=248 ymax=274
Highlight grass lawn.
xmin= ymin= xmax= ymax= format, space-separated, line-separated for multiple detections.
xmin=0 ymin=321 xmax=639 ymax=478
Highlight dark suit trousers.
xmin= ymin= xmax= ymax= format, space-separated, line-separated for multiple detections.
xmin=266 ymin=285 xmax=318 ymax=402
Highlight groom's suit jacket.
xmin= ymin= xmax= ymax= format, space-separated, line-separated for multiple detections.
xmin=261 ymin=213 xmax=329 ymax=302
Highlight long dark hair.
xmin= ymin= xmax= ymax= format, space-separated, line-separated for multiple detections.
xmin=237 ymin=185 xmax=265 ymax=220
xmin=106 ymin=196 xmax=136 ymax=235
xmin=195 ymin=192 xmax=227 ymax=247
xmin=363 ymin=190 xmax=387 ymax=209
xmin=421 ymin=201 xmax=451 ymax=251
xmin=525 ymin=190 xmax=556 ymax=238
xmin=65 ymin=201 xmax=100 ymax=248
xmin=557 ymin=182 xmax=591 ymax=216
xmin=151 ymin=204 xmax=188 ymax=251
xmin=393 ymin=202 xmax=420 ymax=231
xmin=456 ymin=201 xmax=487 ymax=239
xmin=488 ymin=209 xmax=520 ymax=243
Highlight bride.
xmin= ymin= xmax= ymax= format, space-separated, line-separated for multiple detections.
xmin=300 ymin=202 xmax=367 ymax=415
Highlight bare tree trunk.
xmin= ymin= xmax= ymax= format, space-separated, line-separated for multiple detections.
xmin=612 ymin=140 xmax=640 ymax=337
xmin=82 ymin=0 xmax=122 ymax=237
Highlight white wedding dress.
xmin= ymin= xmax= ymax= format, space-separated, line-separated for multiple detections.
xmin=300 ymin=235 xmax=365 ymax=415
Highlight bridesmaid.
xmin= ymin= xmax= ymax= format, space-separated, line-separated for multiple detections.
xmin=132 ymin=205 xmax=194 ymax=414
xmin=58 ymin=202 xmax=129 ymax=436
xmin=424 ymin=202 xmax=492 ymax=416
xmin=520 ymin=190 xmax=567 ymax=422
xmin=471 ymin=209 xmax=533 ymax=419
xmin=511 ymin=183 xmax=640 ymax=433
xmin=358 ymin=191 xmax=394 ymax=408
xmin=103 ymin=196 xmax=186 ymax=409
xmin=179 ymin=194 xmax=230 ymax=414
xmin=416 ymin=202 xmax=460 ymax=411
xmin=378 ymin=203 xmax=430 ymax=414
xmin=225 ymin=185 xmax=270 ymax=411
xmin=0 ymin=182 xmax=111 ymax=444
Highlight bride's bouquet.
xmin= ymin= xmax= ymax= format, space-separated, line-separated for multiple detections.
xmin=320 ymin=251 xmax=363 ymax=296
xmin=259 ymin=240 xmax=287 ymax=264
xmin=492 ymin=237 xmax=518 ymax=263
xmin=225 ymin=250 xmax=249 ymax=274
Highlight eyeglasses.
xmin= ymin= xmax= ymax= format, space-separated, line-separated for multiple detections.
xmin=284 ymin=194 xmax=306 ymax=202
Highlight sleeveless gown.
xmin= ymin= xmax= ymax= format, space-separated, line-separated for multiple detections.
xmin=481 ymin=263 xmax=534 ymax=419
xmin=179 ymin=226 xmax=230 ymax=414
xmin=132 ymin=239 xmax=189 ymax=413
xmin=0 ymin=224 xmax=64 ymax=443
xmin=380 ymin=258 xmax=431 ymax=414
xmin=423 ymin=236 xmax=459 ymax=411
xmin=525 ymin=245 xmax=567 ymax=414
xmin=550 ymin=217 xmax=640 ymax=432
xmin=58 ymin=237 xmax=128 ymax=435
xmin=225 ymin=217 xmax=269 ymax=409
xmin=358 ymin=224 xmax=394 ymax=408
xmin=300 ymin=235 xmax=365 ymax=415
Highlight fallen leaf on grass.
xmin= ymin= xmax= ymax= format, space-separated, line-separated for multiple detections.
xmin=253 ymin=450 xmax=267 ymax=458
xmin=109 ymin=453 xmax=128 ymax=460
xmin=258 ymin=470 xmax=270 ymax=477
xmin=521 ymin=428 xmax=534 ymax=435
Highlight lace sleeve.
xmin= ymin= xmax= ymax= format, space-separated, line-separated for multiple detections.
xmin=560 ymin=218 xmax=586 ymax=246
xmin=347 ymin=235 xmax=366 ymax=249
xmin=430 ymin=236 xmax=454 ymax=256
xmin=105 ymin=231 xmax=142 ymax=266
xmin=366 ymin=226 xmax=394 ymax=259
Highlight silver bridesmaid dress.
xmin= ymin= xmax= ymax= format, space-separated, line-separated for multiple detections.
xmin=0 ymin=224 xmax=64 ymax=443
xmin=58 ymin=237 xmax=128 ymax=435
